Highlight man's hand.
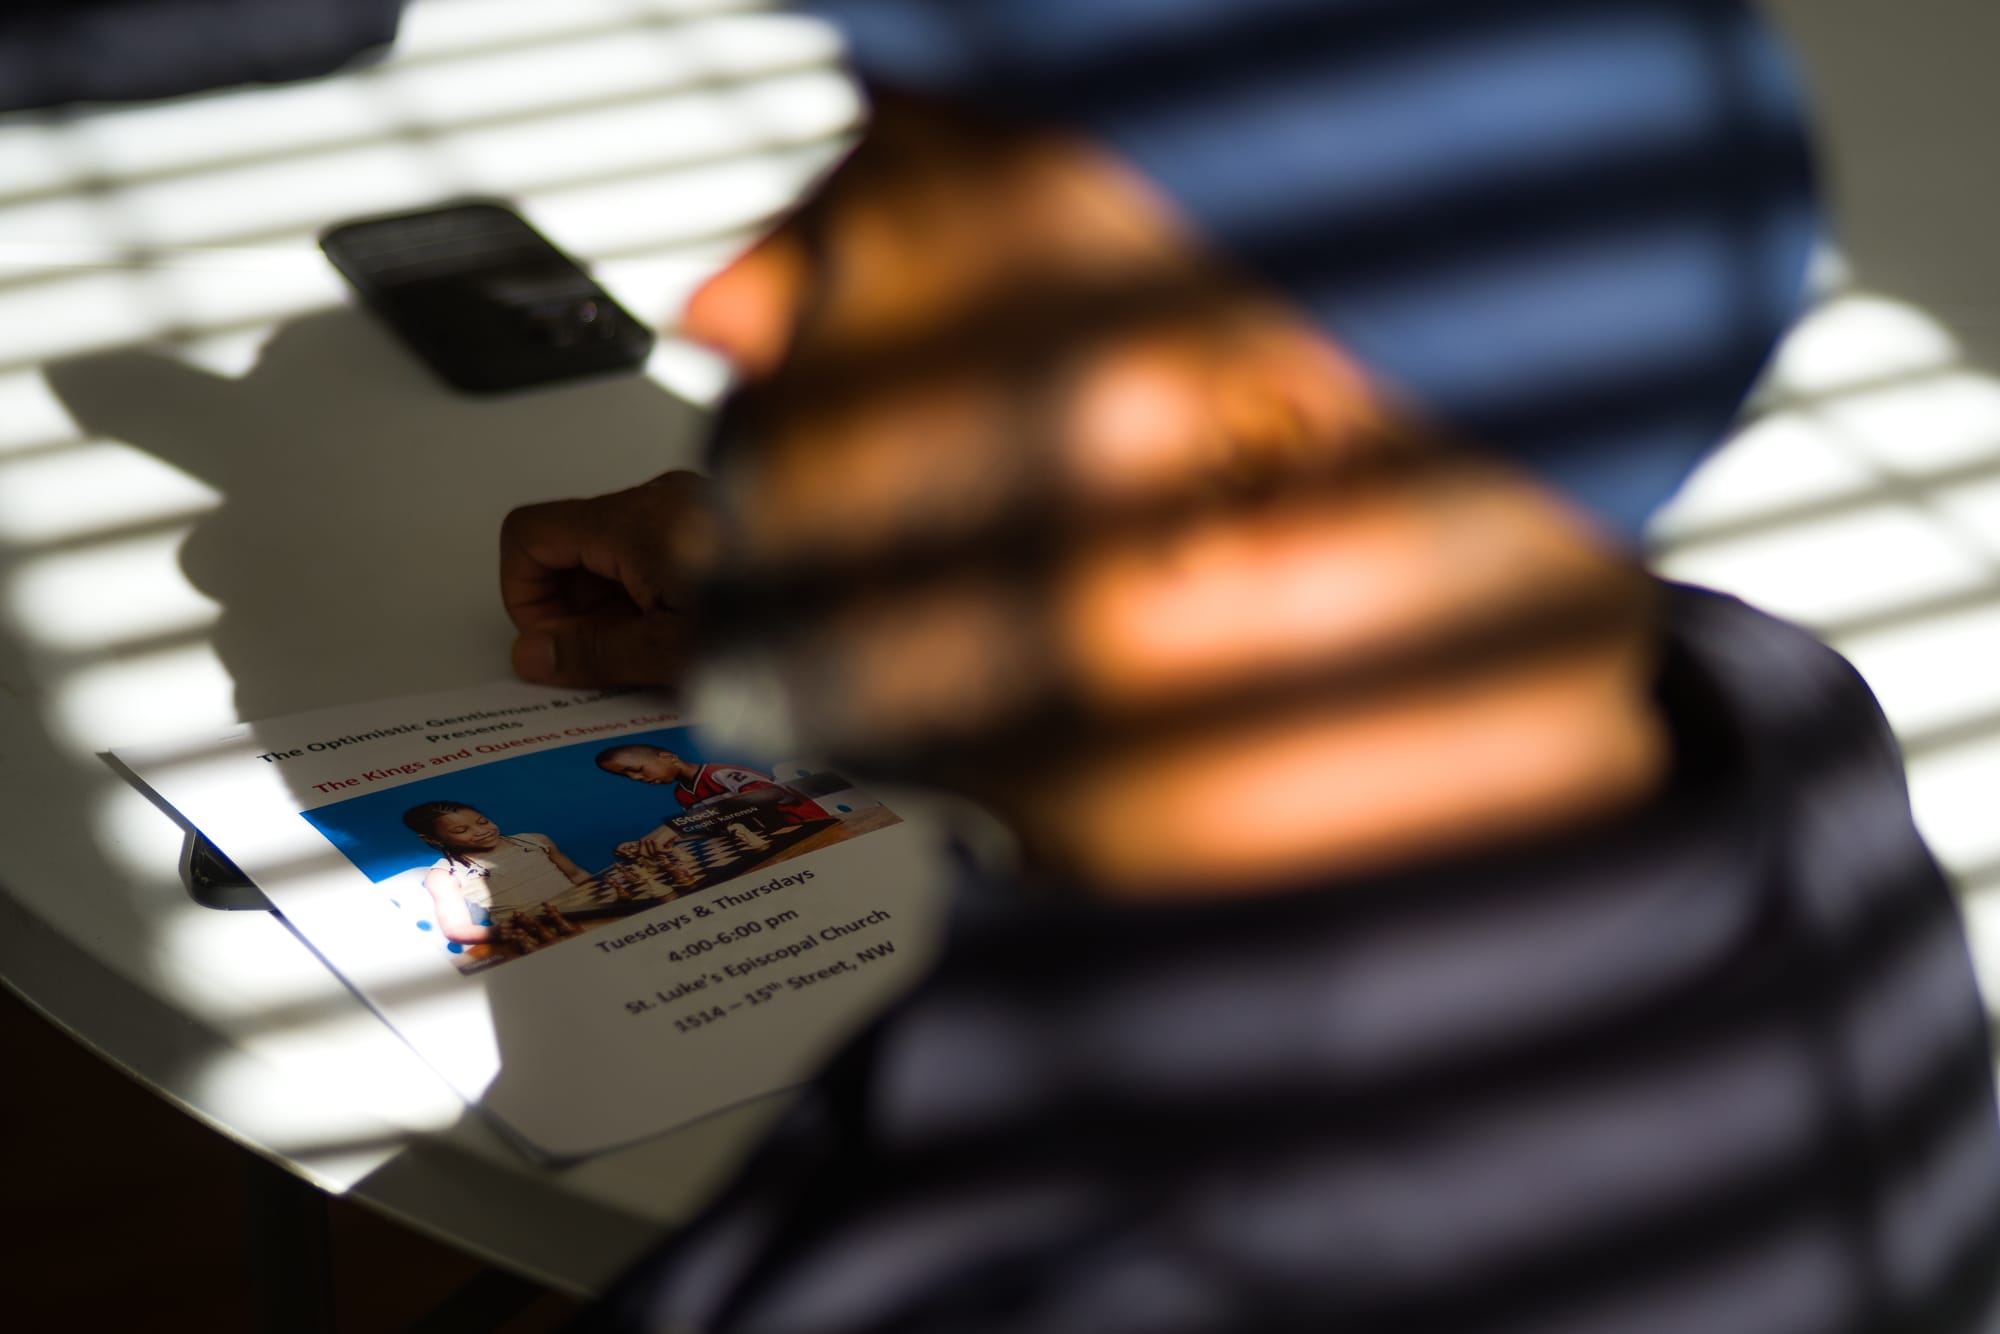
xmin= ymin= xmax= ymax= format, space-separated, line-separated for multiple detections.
xmin=500 ymin=470 xmax=719 ymax=687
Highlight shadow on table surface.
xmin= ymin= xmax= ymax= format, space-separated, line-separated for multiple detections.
xmin=45 ymin=305 xmax=706 ymax=722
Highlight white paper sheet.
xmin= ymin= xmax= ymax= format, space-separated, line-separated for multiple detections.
xmin=113 ymin=681 xmax=938 ymax=1159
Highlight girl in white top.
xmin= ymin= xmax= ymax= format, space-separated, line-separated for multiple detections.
xmin=402 ymin=801 xmax=592 ymax=946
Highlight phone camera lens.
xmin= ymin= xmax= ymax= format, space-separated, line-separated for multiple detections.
xmin=525 ymin=298 xmax=620 ymax=346
xmin=566 ymin=299 xmax=617 ymax=343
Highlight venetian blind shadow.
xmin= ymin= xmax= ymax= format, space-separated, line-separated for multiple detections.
xmin=44 ymin=306 xmax=709 ymax=722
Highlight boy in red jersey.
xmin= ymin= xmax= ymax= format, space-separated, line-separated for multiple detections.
xmin=597 ymin=743 xmax=828 ymax=859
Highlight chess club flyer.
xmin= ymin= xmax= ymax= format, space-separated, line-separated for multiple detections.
xmin=111 ymin=681 xmax=940 ymax=1160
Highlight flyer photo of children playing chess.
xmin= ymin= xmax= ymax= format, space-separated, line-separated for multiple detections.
xmin=301 ymin=726 xmax=901 ymax=974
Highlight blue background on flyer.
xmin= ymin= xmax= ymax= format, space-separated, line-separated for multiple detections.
xmin=301 ymin=726 xmax=775 ymax=882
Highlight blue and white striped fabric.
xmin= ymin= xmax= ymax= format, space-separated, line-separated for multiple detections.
xmin=593 ymin=586 xmax=2000 ymax=1333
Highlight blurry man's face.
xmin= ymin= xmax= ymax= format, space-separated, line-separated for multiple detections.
xmin=602 ymin=749 xmax=684 ymax=784
xmin=679 ymin=99 xmax=1656 ymax=892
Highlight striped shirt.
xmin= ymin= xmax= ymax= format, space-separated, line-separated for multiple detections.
xmin=594 ymin=586 xmax=2000 ymax=1332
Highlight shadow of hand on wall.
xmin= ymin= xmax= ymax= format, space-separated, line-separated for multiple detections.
xmin=45 ymin=307 xmax=707 ymax=721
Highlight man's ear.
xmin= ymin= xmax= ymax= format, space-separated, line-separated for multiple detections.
xmin=1061 ymin=302 xmax=1393 ymax=502
xmin=1209 ymin=315 xmax=1385 ymax=469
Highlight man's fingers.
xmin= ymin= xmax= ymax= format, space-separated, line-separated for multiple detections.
xmin=500 ymin=473 xmax=721 ymax=634
xmin=500 ymin=497 xmax=621 ymax=631
xmin=511 ymin=611 xmax=695 ymax=688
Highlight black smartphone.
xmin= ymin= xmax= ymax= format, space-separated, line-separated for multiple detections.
xmin=319 ymin=200 xmax=654 ymax=394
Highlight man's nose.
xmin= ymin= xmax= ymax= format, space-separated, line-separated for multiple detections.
xmin=679 ymin=229 xmax=813 ymax=380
